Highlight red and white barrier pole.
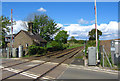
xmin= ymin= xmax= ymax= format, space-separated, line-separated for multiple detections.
xmin=95 ymin=0 xmax=98 ymax=62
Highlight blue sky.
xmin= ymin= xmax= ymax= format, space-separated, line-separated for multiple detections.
xmin=2 ymin=2 xmax=119 ymax=40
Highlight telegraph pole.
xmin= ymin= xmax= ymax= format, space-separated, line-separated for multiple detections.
xmin=95 ymin=0 xmax=98 ymax=62
xmin=10 ymin=9 xmax=13 ymax=57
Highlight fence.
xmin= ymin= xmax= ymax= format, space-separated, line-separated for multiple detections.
xmin=0 ymin=48 xmax=7 ymax=57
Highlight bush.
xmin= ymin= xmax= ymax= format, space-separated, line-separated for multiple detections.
xmin=28 ymin=45 xmax=46 ymax=55
xmin=37 ymin=47 xmax=47 ymax=54
xmin=51 ymin=41 xmax=63 ymax=51
xmin=28 ymin=45 xmax=37 ymax=55
xmin=63 ymin=43 xmax=69 ymax=49
xmin=87 ymin=40 xmax=96 ymax=46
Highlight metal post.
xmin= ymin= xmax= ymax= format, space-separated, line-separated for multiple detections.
xmin=84 ymin=41 xmax=85 ymax=56
xmin=10 ymin=9 xmax=13 ymax=57
xmin=103 ymin=45 xmax=104 ymax=67
xmin=95 ymin=0 xmax=98 ymax=62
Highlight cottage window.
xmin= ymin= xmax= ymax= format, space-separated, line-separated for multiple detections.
xmin=26 ymin=43 xmax=28 ymax=47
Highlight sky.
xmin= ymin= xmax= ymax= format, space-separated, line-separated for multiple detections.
xmin=2 ymin=2 xmax=119 ymax=40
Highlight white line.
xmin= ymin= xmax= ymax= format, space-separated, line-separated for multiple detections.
xmin=2 ymin=67 xmax=54 ymax=79
xmin=69 ymin=64 xmax=118 ymax=75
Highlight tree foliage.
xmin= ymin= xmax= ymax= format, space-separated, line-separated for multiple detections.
xmin=88 ymin=29 xmax=102 ymax=40
xmin=23 ymin=13 xmax=61 ymax=42
xmin=0 ymin=16 xmax=11 ymax=48
xmin=50 ymin=41 xmax=63 ymax=50
xmin=54 ymin=30 xmax=69 ymax=44
xmin=69 ymin=36 xmax=78 ymax=43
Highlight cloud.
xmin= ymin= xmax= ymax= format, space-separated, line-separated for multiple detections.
xmin=78 ymin=18 xmax=89 ymax=24
xmin=63 ymin=21 xmax=119 ymax=40
xmin=56 ymin=23 xmax=63 ymax=28
xmin=37 ymin=7 xmax=46 ymax=12
xmin=8 ymin=20 xmax=119 ymax=40
xmin=8 ymin=20 xmax=27 ymax=34
xmin=8 ymin=22 xmax=63 ymax=34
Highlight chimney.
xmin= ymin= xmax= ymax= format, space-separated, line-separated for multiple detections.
xmin=28 ymin=22 xmax=33 ymax=34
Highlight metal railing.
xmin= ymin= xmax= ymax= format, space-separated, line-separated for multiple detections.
xmin=102 ymin=45 xmax=112 ymax=68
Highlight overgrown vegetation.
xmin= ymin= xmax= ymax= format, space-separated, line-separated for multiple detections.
xmin=100 ymin=53 xmax=114 ymax=68
xmin=50 ymin=41 xmax=64 ymax=50
xmin=28 ymin=45 xmax=46 ymax=55
xmin=84 ymin=40 xmax=96 ymax=57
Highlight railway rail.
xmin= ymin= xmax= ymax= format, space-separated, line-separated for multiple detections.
xmin=1 ymin=47 xmax=79 ymax=65
xmin=1 ymin=46 xmax=83 ymax=81
xmin=1 ymin=47 xmax=80 ymax=69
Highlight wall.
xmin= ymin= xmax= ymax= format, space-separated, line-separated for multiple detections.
xmin=13 ymin=31 xmax=33 ymax=49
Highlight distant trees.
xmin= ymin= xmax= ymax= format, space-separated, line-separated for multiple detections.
xmin=69 ymin=36 xmax=78 ymax=43
xmin=22 ymin=13 xmax=61 ymax=42
xmin=54 ymin=30 xmax=69 ymax=44
xmin=0 ymin=16 xmax=11 ymax=48
xmin=88 ymin=29 xmax=102 ymax=40
xmin=69 ymin=36 xmax=84 ymax=44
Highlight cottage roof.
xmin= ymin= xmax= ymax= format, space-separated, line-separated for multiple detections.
xmin=15 ymin=30 xmax=47 ymax=43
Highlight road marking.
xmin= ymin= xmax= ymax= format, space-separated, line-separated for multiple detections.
xmin=69 ymin=64 xmax=118 ymax=75
xmin=31 ymin=60 xmax=45 ymax=63
xmin=30 ymin=60 xmax=69 ymax=67
xmin=2 ymin=66 xmax=54 ymax=79
xmin=27 ymin=64 xmax=39 ymax=67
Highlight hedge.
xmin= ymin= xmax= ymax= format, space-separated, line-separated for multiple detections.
xmin=28 ymin=45 xmax=46 ymax=55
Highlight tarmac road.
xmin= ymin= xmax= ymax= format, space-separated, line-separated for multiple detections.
xmin=58 ymin=66 xmax=118 ymax=79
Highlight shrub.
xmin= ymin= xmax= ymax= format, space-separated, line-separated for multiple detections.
xmin=28 ymin=45 xmax=38 ymax=55
xmin=28 ymin=45 xmax=46 ymax=55
xmin=51 ymin=41 xmax=63 ymax=51
xmin=37 ymin=47 xmax=44 ymax=54
xmin=63 ymin=43 xmax=69 ymax=49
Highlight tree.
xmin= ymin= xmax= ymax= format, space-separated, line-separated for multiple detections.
xmin=22 ymin=13 xmax=61 ymax=42
xmin=88 ymin=29 xmax=102 ymax=40
xmin=71 ymin=36 xmax=75 ymax=41
xmin=69 ymin=36 xmax=78 ymax=43
xmin=0 ymin=16 xmax=11 ymax=48
xmin=54 ymin=30 xmax=69 ymax=44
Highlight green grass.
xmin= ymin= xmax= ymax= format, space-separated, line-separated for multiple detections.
xmin=118 ymin=63 xmax=120 ymax=70
xmin=75 ymin=56 xmax=83 ymax=59
xmin=47 ymin=42 xmax=84 ymax=49
xmin=67 ymin=43 xmax=84 ymax=49
xmin=0 ymin=57 xmax=7 ymax=58
xmin=23 ymin=55 xmax=30 ymax=58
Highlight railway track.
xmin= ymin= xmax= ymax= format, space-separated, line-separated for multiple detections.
xmin=1 ymin=46 xmax=83 ymax=80
xmin=34 ymin=48 xmax=83 ymax=81
xmin=1 ymin=47 xmax=80 ymax=69
xmin=1 ymin=49 xmax=63 ymax=65
xmin=1 ymin=47 xmax=78 ymax=65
